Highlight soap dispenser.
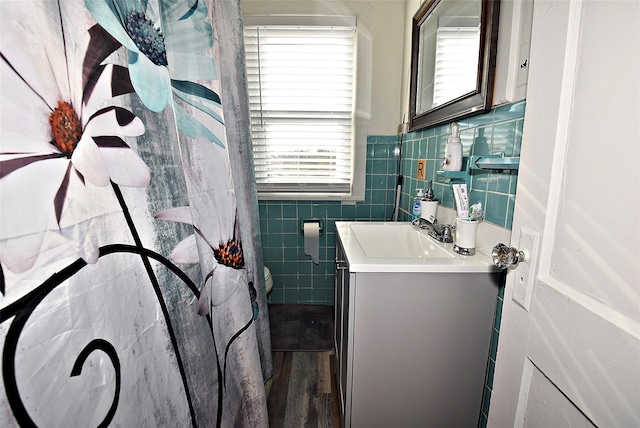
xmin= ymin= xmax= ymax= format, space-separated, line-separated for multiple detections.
xmin=420 ymin=180 xmax=439 ymax=222
xmin=412 ymin=188 xmax=423 ymax=221
xmin=442 ymin=122 xmax=462 ymax=171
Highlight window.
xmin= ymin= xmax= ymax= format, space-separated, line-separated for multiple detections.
xmin=432 ymin=17 xmax=481 ymax=107
xmin=243 ymin=17 xmax=363 ymax=199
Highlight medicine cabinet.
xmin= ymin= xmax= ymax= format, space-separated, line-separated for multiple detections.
xmin=409 ymin=0 xmax=500 ymax=131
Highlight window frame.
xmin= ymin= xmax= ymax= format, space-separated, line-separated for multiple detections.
xmin=243 ymin=15 xmax=369 ymax=201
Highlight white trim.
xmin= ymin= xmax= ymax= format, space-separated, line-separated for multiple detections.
xmin=243 ymin=15 xmax=356 ymax=28
xmin=244 ymin=15 xmax=370 ymax=202
xmin=513 ymin=358 xmax=534 ymax=428
xmin=538 ymin=0 xmax=582 ymax=285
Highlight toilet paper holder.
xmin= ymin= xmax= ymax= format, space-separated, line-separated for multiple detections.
xmin=300 ymin=218 xmax=324 ymax=235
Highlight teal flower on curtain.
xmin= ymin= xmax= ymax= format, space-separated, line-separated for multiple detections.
xmin=84 ymin=0 xmax=171 ymax=112
xmin=85 ymin=0 xmax=226 ymax=147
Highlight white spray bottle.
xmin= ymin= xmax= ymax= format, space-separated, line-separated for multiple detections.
xmin=442 ymin=122 xmax=462 ymax=171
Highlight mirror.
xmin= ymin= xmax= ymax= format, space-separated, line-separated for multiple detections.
xmin=409 ymin=0 xmax=500 ymax=131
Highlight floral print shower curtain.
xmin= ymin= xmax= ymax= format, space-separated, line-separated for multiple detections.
xmin=0 ymin=0 xmax=270 ymax=426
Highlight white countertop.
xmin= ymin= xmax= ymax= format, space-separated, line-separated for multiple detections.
xmin=336 ymin=221 xmax=501 ymax=273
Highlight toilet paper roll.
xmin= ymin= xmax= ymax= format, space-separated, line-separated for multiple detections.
xmin=303 ymin=222 xmax=320 ymax=264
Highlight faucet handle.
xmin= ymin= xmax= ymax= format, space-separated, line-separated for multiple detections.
xmin=441 ymin=224 xmax=455 ymax=243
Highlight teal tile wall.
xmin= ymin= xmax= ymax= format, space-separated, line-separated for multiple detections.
xmin=399 ymin=100 xmax=525 ymax=228
xmin=259 ymin=101 xmax=525 ymax=305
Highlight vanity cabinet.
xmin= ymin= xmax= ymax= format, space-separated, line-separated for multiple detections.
xmin=334 ymin=231 xmax=500 ymax=428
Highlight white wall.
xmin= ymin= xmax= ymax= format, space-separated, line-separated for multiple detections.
xmin=240 ymin=0 xmax=530 ymax=133
xmin=240 ymin=0 xmax=408 ymax=135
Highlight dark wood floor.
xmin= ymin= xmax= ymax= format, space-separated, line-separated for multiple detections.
xmin=266 ymin=351 xmax=342 ymax=428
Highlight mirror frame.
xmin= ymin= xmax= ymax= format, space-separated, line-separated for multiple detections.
xmin=409 ymin=0 xmax=500 ymax=131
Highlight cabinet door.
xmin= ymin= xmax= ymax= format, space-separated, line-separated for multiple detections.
xmin=334 ymin=242 xmax=344 ymax=359
xmin=334 ymin=240 xmax=350 ymax=418
xmin=349 ymin=272 xmax=498 ymax=427
xmin=339 ymin=266 xmax=350 ymax=419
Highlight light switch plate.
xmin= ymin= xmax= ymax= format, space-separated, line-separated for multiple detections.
xmin=512 ymin=227 xmax=539 ymax=311
xmin=517 ymin=41 xmax=530 ymax=88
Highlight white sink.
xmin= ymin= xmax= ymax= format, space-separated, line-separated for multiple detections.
xmin=349 ymin=222 xmax=453 ymax=259
xmin=337 ymin=221 xmax=498 ymax=273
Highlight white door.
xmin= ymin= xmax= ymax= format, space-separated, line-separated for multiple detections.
xmin=488 ymin=1 xmax=640 ymax=427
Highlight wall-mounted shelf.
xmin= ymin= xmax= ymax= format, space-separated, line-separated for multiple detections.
xmin=469 ymin=154 xmax=520 ymax=171
xmin=436 ymin=155 xmax=520 ymax=187
xmin=436 ymin=170 xmax=467 ymax=183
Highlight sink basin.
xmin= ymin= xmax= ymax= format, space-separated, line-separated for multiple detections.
xmin=349 ymin=223 xmax=453 ymax=259
xmin=336 ymin=221 xmax=498 ymax=273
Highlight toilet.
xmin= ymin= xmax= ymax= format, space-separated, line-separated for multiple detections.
xmin=264 ymin=266 xmax=273 ymax=295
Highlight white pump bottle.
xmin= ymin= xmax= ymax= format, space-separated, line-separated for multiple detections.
xmin=442 ymin=122 xmax=462 ymax=171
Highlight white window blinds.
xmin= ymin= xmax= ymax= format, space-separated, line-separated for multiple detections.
xmin=243 ymin=23 xmax=356 ymax=194
xmin=433 ymin=17 xmax=481 ymax=107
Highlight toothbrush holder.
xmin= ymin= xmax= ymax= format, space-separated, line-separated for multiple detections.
xmin=454 ymin=218 xmax=479 ymax=256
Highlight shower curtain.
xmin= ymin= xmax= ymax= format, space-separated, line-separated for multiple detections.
xmin=0 ymin=0 xmax=271 ymax=426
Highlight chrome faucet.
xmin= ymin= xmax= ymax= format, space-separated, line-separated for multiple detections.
xmin=412 ymin=216 xmax=455 ymax=243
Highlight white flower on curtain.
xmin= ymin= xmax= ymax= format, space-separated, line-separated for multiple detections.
xmin=0 ymin=1 xmax=150 ymax=274
xmin=155 ymin=205 xmax=260 ymax=320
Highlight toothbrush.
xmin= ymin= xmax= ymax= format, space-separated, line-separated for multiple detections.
xmin=469 ymin=202 xmax=484 ymax=221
